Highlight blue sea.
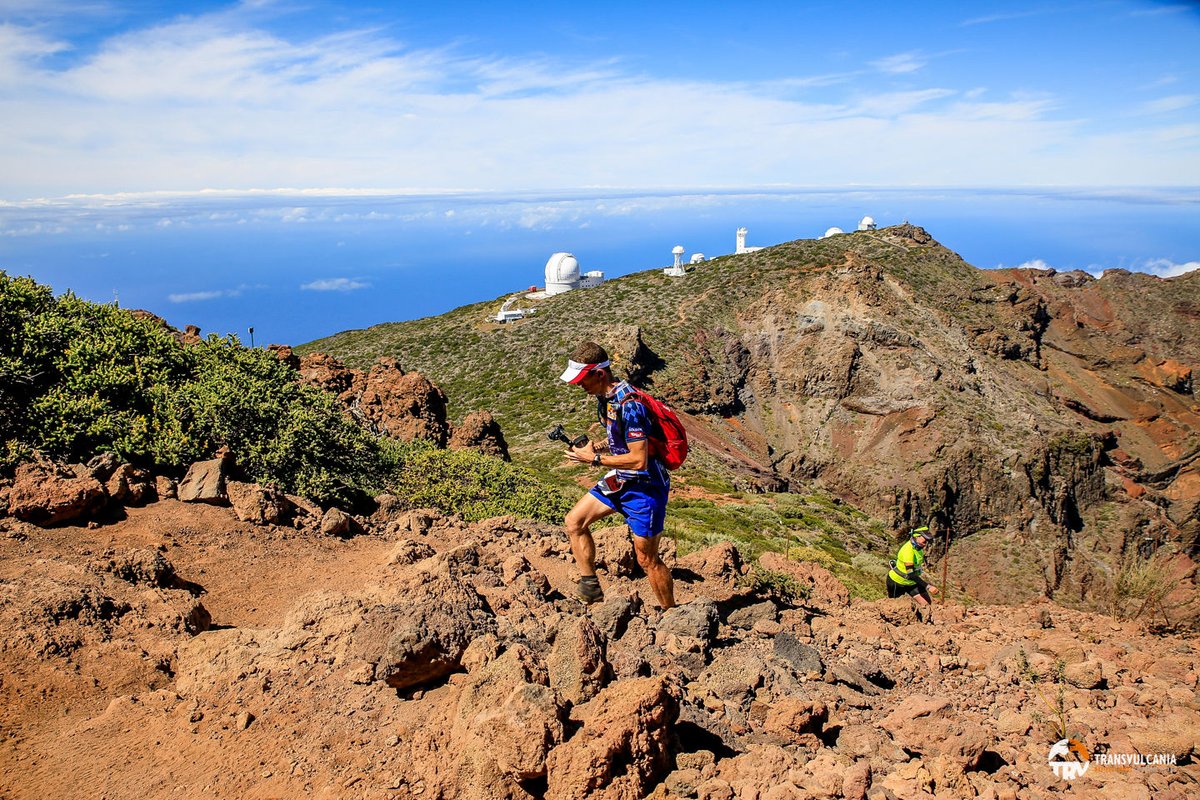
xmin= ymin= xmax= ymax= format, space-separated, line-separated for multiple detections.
xmin=1 ymin=187 xmax=1197 ymax=346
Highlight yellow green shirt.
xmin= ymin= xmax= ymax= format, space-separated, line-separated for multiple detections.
xmin=888 ymin=541 xmax=924 ymax=586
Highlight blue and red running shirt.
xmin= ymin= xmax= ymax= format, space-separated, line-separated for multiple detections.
xmin=597 ymin=381 xmax=670 ymax=489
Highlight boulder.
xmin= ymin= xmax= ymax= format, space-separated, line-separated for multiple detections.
xmin=177 ymin=458 xmax=229 ymax=505
xmin=762 ymin=699 xmax=828 ymax=745
xmin=593 ymin=594 xmax=640 ymax=640
xmin=881 ymin=694 xmax=989 ymax=769
xmin=1064 ymin=659 xmax=1105 ymax=689
xmin=7 ymin=460 xmax=106 ymax=526
xmin=355 ymin=357 xmax=451 ymax=445
xmin=773 ymin=633 xmax=824 ymax=676
xmin=453 ymin=644 xmax=565 ymax=789
xmin=544 ymin=676 xmax=682 ymax=800
xmin=449 ymin=410 xmax=511 ymax=461
xmin=728 ymin=600 xmax=778 ymax=629
xmin=841 ymin=761 xmax=871 ymax=800
xmin=226 ymin=480 xmax=288 ymax=525
xmin=658 ymin=598 xmax=720 ymax=644
xmin=679 ymin=541 xmax=746 ymax=586
xmin=548 ymin=617 xmax=610 ymax=705
xmin=298 ymin=353 xmax=452 ymax=445
xmin=104 ymin=463 xmax=155 ymax=505
xmin=369 ymin=574 xmax=496 ymax=690
xmin=320 ymin=507 xmax=354 ymax=537
xmin=473 ymin=682 xmax=565 ymax=780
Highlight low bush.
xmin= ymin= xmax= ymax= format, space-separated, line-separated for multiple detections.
xmin=1 ymin=272 xmax=572 ymax=514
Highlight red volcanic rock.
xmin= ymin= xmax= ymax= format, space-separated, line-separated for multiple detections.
xmin=267 ymin=344 xmax=301 ymax=369
xmin=104 ymin=463 xmax=155 ymax=506
xmin=545 ymin=675 xmax=681 ymax=800
xmin=449 ymin=410 xmax=510 ymax=460
xmin=226 ymin=480 xmax=288 ymax=525
xmin=180 ymin=324 xmax=203 ymax=345
xmin=679 ymin=541 xmax=746 ymax=586
xmin=297 ymin=353 xmax=452 ymax=446
xmin=7 ymin=459 xmax=106 ymax=526
xmin=297 ymin=352 xmax=355 ymax=396
xmin=354 ymin=358 xmax=450 ymax=445
xmin=758 ymin=552 xmax=851 ymax=608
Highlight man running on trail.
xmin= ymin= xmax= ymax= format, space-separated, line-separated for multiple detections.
xmin=887 ymin=527 xmax=940 ymax=621
xmin=560 ymin=341 xmax=675 ymax=609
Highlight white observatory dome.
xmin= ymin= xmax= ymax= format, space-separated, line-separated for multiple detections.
xmin=822 ymin=227 xmax=845 ymax=239
xmin=858 ymin=216 xmax=876 ymax=231
xmin=544 ymin=252 xmax=581 ymax=296
xmin=672 ymin=245 xmax=685 ymax=255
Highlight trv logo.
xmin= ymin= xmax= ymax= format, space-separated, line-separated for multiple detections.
xmin=1048 ymin=738 xmax=1091 ymax=781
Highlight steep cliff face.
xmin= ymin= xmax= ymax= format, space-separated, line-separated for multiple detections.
xmin=641 ymin=229 xmax=1198 ymax=604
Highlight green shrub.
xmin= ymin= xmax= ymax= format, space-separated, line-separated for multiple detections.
xmin=740 ymin=566 xmax=811 ymax=605
xmin=0 ymin=273 xmax=390 ymax=505
xmin=386 ymin=442 xmax=573 ymax=523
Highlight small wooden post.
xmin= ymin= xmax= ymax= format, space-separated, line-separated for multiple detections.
xmin=941 ymin=525 xmax=950 ymax=603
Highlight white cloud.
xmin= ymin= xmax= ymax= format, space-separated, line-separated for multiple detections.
xmin=166 ymin=281 xmax=264 ymax=302
xmin=168 ymin=290 xmax=228 ymax=303
xmin=870 ymin=52 xmax=926 ymax=75
xmin=1011 ymin=259 xmax=1053 ymax=270
xmin=1140 ymin=95 xmax=1197 ymax=115
xmin=1140 ymin=258 xmax=1200 ymax=278
xmin=0 ymin=8 xmax=1197 ymax=196
xmin=300 ymin=278 xmax=370 ymax=292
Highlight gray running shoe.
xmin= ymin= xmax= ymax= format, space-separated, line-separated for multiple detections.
xmin=577 ymin=576 xmax=604 ymax=605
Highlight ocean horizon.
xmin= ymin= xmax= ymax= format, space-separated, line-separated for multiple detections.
xmin=2 ymin=186 xmax=1197 ymax=346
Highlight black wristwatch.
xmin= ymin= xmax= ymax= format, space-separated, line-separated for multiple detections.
xmin=591 ymin=453 xmax=602 ymax=467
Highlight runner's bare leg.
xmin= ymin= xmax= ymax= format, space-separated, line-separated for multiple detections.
xmin=565 ymin=493 xmax=616 ymax=578
xmin=633 ymin=533 xmax=675 ymax=609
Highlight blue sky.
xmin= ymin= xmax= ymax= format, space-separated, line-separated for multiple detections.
xmin=2 ymin=0 xmax=1198 ymax=195
xmin=0 ymin=1 xmax=1198 ymax=344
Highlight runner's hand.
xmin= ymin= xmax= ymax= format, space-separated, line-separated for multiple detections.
xmin=564 ymin=442 xmax=596 ymax=464
xmin=928 ymin=585 xmax=940 ymax=595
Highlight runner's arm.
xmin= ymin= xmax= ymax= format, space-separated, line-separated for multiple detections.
xmin=565 ymin=437 xmax=647 ymax=470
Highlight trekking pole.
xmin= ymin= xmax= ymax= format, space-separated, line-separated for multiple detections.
xmin=941 ymin=524 xmax=950 ymax=604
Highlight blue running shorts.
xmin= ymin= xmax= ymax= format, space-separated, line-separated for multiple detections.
xmin=589 ymin=481 xmax=669 ymax=538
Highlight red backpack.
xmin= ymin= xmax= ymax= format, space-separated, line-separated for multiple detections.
xmin=618 ymin=388 xmax=690 ymax=470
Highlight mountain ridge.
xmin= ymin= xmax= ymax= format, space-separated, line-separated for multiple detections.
xmin=301 ymin=224 xmax=1200 ymax=613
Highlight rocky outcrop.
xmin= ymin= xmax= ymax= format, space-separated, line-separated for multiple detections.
xmin=759 ymin=552 xmax=851 ymax=608
xmin=7 ymin=459 xmax=106 ymax=525
xmin=297 ymin=352 xmax=504 ymax=449
xmin=298 ymin=353 xmax=448 ymax=443
xmin=370 ymin=564 xmax=497 ymax=690
xmin=449 ymin=410 xmax=510 ymax=460
xmin=545 ymin=676 xmax=682 ymax=800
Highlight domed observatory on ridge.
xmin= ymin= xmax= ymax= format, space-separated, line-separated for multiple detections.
xmin=544 ymin=252 xmax=604 ymax=295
